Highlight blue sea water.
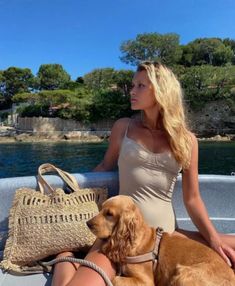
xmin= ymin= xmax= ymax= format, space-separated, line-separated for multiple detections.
xmin=0 ymin=141 xmax=235 ymax=178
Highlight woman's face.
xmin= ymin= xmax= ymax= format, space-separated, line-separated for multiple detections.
xmin=130 ymin=70 xmax=157 ymax=111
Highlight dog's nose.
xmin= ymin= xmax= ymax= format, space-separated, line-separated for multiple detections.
xmin=86 ymin=220 xmax=92 ymax=229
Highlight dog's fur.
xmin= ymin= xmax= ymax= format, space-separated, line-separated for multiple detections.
xmin=87 ymin=195 xmax=235 ymax=286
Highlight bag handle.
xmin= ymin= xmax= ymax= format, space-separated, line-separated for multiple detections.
xmin=37 ymin=163 xmax=80 ymax=194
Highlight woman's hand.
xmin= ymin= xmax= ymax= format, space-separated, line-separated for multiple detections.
xmin=209 ymin=237 xmax=235 ymax=269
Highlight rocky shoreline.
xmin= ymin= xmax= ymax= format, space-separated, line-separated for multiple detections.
xmin=0 ymin=133 xmax=107 ymax=143
xmin=0 ymin=127 xmax=110 ymax=143
xmin=199 ymin=134 xmax=235 ymax=142
xmin=0 ymin=127 xmax=234 ymax=143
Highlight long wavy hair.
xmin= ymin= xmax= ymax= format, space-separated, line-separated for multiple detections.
xmin=137 ymin=61 xmax=192 ymax=169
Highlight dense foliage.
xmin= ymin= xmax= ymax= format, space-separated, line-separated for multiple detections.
xmin=0 ymin=67 xmax=35 ymax=107
xmin=1 ymin=33 xmax=235 ymax=122
xmin=14 ymin=88 xmax=94 ymax=122
xmin=180 ymin=38 xmax=234 ymax=66
xmin=37 ymin=64 xmax=71 ymax=90
xmin=177 ymin=65 xmax=235 ymax=110
xmin=120 ymin=33 xmax=182 ymax=66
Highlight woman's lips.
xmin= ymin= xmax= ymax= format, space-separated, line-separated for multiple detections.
xmin=131 ymin=98 xmax=137 ymax=103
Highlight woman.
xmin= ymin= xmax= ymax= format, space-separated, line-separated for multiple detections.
xmin=52 ymin=62 xmax=235 ymax=286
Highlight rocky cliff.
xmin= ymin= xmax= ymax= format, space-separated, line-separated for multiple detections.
xmin=187 ymin=100 xmax=235 ymax=137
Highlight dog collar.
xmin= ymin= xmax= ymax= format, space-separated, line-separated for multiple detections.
xmin=125 ymin=227 xmax=163 ymax=266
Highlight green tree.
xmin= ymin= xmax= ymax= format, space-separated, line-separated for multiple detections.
xmin=83 ymin=68 xmax=116 ymax=91
xmin=75 ymin=76 xmax=84 ymax=84
xmin=181 ymin=38 xmax=233 ymax=66
xmin=114 ymin=70 xmax=134 ymax=97
xmin=63 ymin=80 xmax=85 ymax=91
xmin=2 ymin=67 xmax=34 ymax=100
xmin=14 ymin=86 xmax=94 ymax=122
xmin=0 ymin=93 xmax=5 ymax=109
xmin=180 ymin=45 xmax=195 ymax=67
xmin=90 ymin=90 xmax=133 ymax=121
xmin=37 ymin=64 xmax=71 ymax=90
xmin=120 ymin=33 xmax=182 ymax=66
xmin=0 ymin=71 xmax=5 ymax=105
xmin=180 ymin=65 xmax=216 ymax=109
xmin=60 ymin=87 xmax=94 ymax=122
xmin=171 ymin=64 xmax=186 ymax=80
xmin=180 ymin=65 xmax=235 ymax=109
xmin=12 ymin=92 xmax=39 ymax=104
xmin=213 ymin=44 xmax=234 ymax=66
xmin=223 ymin=38 xmax=235 ymax=64
xmin=0 ymin=70 xmax=4 ymax=93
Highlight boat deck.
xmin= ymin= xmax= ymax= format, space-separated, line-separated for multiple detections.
xmin=0 ymin=172 xmax=234 ymax=285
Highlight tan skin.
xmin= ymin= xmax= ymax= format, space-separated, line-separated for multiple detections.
xmin=52 ymin=70 xmax=235 ymax=286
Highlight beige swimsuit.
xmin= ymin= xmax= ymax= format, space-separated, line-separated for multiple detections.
xmin=118 ymin=125 xmax=181 ymax=233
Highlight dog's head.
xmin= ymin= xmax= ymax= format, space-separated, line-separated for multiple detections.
xmin=87 ymin=195 xmax=144 ymax=262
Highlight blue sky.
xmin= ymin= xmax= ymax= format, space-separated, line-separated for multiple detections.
xmin=0 ymin=0 xmax=234 ymax=79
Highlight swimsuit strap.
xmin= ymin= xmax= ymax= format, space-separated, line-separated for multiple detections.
xmin=124 ymin=118 xmax=132 ymax=137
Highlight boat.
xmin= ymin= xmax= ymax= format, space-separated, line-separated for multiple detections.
xmin=0 ymin=172 xmax=234 ymax=285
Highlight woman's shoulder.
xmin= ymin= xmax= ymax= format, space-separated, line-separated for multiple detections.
xmin=108 ymin=118 xmax=132 ymax=149
xmin=111 ymin=117 xmax=131 ymax=132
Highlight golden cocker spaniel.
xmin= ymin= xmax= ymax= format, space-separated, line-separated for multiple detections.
xmin=87 ymin=195 xmax=235 ymax=286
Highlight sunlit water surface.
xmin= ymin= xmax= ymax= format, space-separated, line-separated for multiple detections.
xmin=0 ymin=141 xmax=234 ymax=178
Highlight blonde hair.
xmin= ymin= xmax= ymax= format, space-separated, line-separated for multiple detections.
xmin=137 ymin=62 xmax=192 ymax=169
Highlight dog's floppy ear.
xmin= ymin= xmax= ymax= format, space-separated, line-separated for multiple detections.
xmin=104 ymin=203 xmax=143 ymax=263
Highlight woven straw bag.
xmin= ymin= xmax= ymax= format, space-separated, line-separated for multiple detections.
xmin=0 ymin=163 xmax=107 ymax=274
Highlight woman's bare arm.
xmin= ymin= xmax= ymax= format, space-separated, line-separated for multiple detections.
xmin=93 ymin=118 xmax=130 ymax=172
xmin=182 ymin=133 xmax=234 ymax=266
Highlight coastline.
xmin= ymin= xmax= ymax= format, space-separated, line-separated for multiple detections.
xmin=0 ymin=135 xmax=106 ymax=144
xmin=0 ymin=134 xmax=234 ymax=144
xmin=0 ymin=127 xmax=109 ymax=143
xmin=0 ymin=126 xmax=234 ymax=143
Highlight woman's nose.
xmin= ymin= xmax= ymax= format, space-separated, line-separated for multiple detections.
xmin=130 ymin=87 xmax=135 ymax=96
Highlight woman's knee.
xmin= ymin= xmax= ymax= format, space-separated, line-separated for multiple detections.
xmin=66 ymin=251 xmax=116 ymax=286
xmin=54 ymin=240 xmax=116 ymax=286
xmin=86 ymin=239 xmax=116 ymax=276
xmin=86 ymin=250 xmax=116 ymax=277
xmin=219 ymin=233 xmax=235 ymax=249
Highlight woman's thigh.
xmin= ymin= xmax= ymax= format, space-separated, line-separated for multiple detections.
xmin=174 ymin=229 xmax=208 ymax=245
xmin=175 ymin=229 xmax=235 ymax=250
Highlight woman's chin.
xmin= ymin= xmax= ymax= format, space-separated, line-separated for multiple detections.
xmin=131 ymin=104 xmax=140 ymax=110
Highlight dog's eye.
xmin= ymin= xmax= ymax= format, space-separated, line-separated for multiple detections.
xmin=105 ymin=210 xmax=114 ymax=217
